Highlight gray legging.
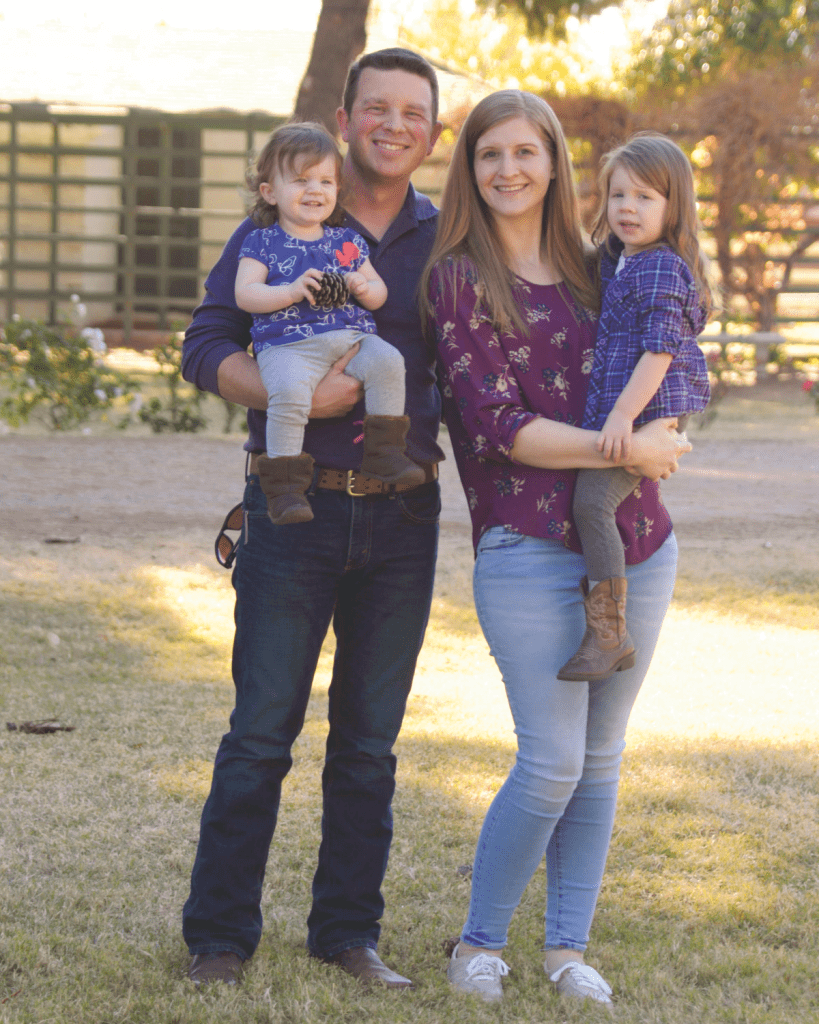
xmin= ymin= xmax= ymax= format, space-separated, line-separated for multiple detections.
xmin=255 ymin=329 xmax=405 ymax=457
xmin=572 ymin=466 xmax=639 ymax=582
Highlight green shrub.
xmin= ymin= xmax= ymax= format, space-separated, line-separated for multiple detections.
xmin=136 ymin=334 xmax=208 ymax=434
xmin=0 ymin=316 xmax=132 ymax=431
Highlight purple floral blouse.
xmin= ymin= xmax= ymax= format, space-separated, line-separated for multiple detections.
xmin=430 ymin=257 xmax=673 ymax=559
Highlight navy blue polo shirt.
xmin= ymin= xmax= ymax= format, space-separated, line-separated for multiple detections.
xmin=182 ymin=185 xmax=444 ymax=469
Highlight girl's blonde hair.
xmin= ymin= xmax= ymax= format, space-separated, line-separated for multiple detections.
xmin=592 ymin=132 xmax=713 ymax=313
xmin=245 ymin=122 xmax=345 ymax=228
xmin=421 ymin=90 xmax=598 ymax=335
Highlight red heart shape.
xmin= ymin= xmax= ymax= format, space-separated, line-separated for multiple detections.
xmin=335 ymin=241 xmax=360 ymax=267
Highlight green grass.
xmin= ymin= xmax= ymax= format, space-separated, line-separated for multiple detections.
xmin=1 ymin=524 xmax=818 ymax=1024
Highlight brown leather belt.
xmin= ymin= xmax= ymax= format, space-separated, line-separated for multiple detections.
xmin=249 ymin=454 xmax=437 ymax=496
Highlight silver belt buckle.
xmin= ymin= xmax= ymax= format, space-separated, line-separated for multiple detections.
xmin=346 ymin=470 xmax=366 ymax=497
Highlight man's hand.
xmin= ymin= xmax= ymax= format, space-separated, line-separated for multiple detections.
xmin=309 ymin=343 xmax=363 ymax=418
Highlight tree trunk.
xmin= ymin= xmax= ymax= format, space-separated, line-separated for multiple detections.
xmin=293 ymin=0 xmax=370 ymax=134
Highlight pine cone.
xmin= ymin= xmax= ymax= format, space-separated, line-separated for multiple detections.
xmin=310 ymin=271 xmax=349 ymax=308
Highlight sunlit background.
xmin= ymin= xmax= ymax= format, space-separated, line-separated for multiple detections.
xmin=1 ymin=0 xmax=670 ymax=112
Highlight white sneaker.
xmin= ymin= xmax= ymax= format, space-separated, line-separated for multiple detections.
xmin=548 ymin=960 xmax=613 ymax=1005
xmin=447 ymin=943 xmax=510 ymax=1002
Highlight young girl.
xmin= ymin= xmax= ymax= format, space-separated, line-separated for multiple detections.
xmin=557 ymin=133 xmax=712 ymax=683
xmin=235 ymin=122 xmax=424 ymax=526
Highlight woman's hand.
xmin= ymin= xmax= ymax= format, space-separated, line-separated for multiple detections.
xmin=626 ymin=418 xmax=692 ymax=481
xmin=309 ymin=343 xmax=363 ymax=418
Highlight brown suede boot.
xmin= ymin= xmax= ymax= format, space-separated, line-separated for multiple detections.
xmin=256 ymin=452 xmax=315 ymax=525
xmin=360 ymin=415 xmax=426 ymax=487
xmin=556 ymin=577 xmax=636 ymax=682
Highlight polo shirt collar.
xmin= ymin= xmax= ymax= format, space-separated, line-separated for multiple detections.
xmin=344 ymin=183 xmax=437 ymax=249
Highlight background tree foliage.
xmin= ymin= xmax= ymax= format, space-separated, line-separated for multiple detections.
xmin=401 ymin=0 xmax=599 ymax=99
xmin=628 ymin=0 xmax=819 ymax=88
xmin=477 ymin=0 xmax=622 ymax=39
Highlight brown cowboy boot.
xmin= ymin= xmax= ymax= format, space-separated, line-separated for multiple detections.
xmin=556 ymin=577 xmax=636 ymax=682
xmin=256 ymin=452 xmax=315 ymax=525
xmin=360 ymin=415 xmax=426 ymax=487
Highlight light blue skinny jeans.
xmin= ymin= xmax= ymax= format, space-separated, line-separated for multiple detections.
xmin=463 ymin=528 xmax=678 ymax=952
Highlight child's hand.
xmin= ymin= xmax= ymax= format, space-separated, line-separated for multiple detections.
xmin=290 ymin=268 xmax=324 ymax=306
xmin=597 ymin=408 xmax=634 ymax=461
xmin=344 ymin=271 xmax=368 ymax=300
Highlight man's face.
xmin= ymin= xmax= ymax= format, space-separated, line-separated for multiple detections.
xmin=337 ymin=67 xmax=442 ymax=184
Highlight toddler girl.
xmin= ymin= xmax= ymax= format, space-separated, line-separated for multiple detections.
xmin=235 ymin=122 xmax=423 ymax=525
xmin=558 ymin=133 xmax=712 ymax=682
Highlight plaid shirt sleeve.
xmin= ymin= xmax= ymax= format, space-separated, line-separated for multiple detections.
xmin=637 ymin=250 xmax=699 ymax=357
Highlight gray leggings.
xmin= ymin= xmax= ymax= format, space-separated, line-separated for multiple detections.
xmin=255 ymin=329 xmax=405 ymax=457
xmin=572 ymin=466 xmax=639 ymax=582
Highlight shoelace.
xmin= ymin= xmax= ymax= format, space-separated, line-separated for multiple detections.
xmin=550 ymin=961 xmax=612 ymax=996
xmin=463 ymin=953 xmax=510 ymax=982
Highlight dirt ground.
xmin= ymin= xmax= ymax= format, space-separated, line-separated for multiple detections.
xmin=1 ymin=377 xmax=818 ymax=563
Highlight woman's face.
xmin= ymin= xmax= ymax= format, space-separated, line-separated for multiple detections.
xmin=472 ymin=116 xmax=554 ymax=226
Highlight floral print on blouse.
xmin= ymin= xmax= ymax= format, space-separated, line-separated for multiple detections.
xmin=430 ymin=257 xmax=673 ymax=559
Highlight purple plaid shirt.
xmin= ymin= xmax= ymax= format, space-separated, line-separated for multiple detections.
xmin=583 ymin=237 xmax=710 ymax=431
xmin=431 ymin=257 xmax=673 ymax=559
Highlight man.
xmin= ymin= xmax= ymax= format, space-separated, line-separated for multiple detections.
xmin=180 ymin=49 xmax=444 ymax=989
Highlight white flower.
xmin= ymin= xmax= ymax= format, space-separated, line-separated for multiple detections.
xmin=75 ymin=303 xmax=87 ymax=318
xmin=20 ymin=329 xmax=31 ymax=340
xmin=26 ymin=377 xmax=36 ymax=388
xmin=11 ymin=313 xmax=20 ymax=322
xmin=93 ymin=388 xmax=107 ymax=402
xmin=129 ymin=394 xmax=144 ymax=413
xmin=82 ymin=426 xmax=92 ymax=435
xmin=80 ymin=327 xmax=107 ymax=353
xmin=113 ymin=386 xmax=123 ymax=398
xmin=70 ymin=293 xmax=80 ymax=304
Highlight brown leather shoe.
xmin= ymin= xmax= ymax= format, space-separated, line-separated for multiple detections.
xmin=324 ymin=946 xmax=414 ymax=988
xmin=188 ymin=951 xmax=244 ymax=986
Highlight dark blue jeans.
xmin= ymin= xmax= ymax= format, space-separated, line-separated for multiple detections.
xmin=182 ymin=473 xmax=440 ymax=961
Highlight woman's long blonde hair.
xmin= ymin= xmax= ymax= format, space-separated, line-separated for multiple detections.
xmin=592 ymin=132 xmax=713 ymax=314
xmin=421 ymin=90 xmax=597 ymax=335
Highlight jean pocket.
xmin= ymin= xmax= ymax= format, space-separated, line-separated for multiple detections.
xmin=243 ymin=475 xmax=268 ymax=518
xmin=395 ymin=482 xmax=441 ymax=524
xmin=476 ymin=526 xmax=525 ymax=552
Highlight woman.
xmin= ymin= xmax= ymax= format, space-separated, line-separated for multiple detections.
xmin=422 ymin=91 xmax=688 ymax=1006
